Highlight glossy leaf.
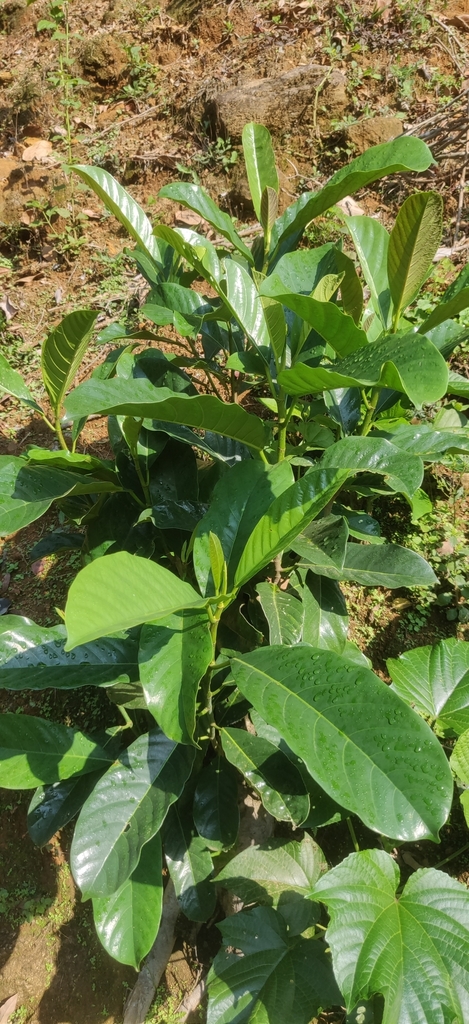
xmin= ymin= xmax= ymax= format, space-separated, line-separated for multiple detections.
xmin=0 ymin=456 xmax=53 ymax=536
xmin=221 ymin=727 xmax=309 ymax=825
xmin=0 ymin=353 xmax=42 ymax=413
xmin=139 ymin=610 xmax=213 ymax=745
xmin=207 ymin=905 xmax=341 ymax=1024
xmin=312 ymin=850 xmax=469 ymax=1024
xmin=64 ymin=552 xmax=206 ymax=649
xmin=242 ymin=122 xmax=279 ymax=222
xmin=163 ymin=804 xmax=216 ymax=921
xmin=0 ymin=622 xmax=139 ymax=690
xmin=374 ymin=422 xmax=469 ymax=460
xmin=293 ymin=570 xmax=348 ymax=652
xmin=340 ymin=542 xmax=437 ymax=588
xmin=158 ymin=181 xmax=253 ymax=262
xmin=0 ymin=713 xmax=114 ymax=788
xmin=259 ymin=282 xmax=368 ymax=357
xmin=41 ymin=310 xmax=98 ymax=415
xmin=278 ymin=331 xmax=448 ymax=407
xmin=388 ymin=192 xmax=443 ymax=321
xmin=269 ymin=136 xmax=433 ymax=260
xmin=93 ymin=832 xmax=163 ymax=968
xmin=73 ymin=165 xmax=164 ymax=263
xmin=261 ymin=297 xmax=287 ymax=370
xmin=71 ymin=727 xmax=194 ymax=898
xmin=320 ymin=435 xmax=423 ymax=498
xmin=344 ymin=215 xmax=392 ymax=328
xmin=292 ymin=515 xmax=349 ymax=577
xmin=234 ymin=466 xmax=348 ymax=587
xmin=28 ymin=771 xmax=105 ymax=847
xmin=193 ymin=460 xmax=293 ymax=596
xmin=64 ymin=378 xmax=268 ymax=453
xmin=419 ymin=286 xmax=469 ymax=333
xmin=215 ymin=834 xmax=327 ymax=906
xmin=224 ymin=259 xmax=270 ymax=350
xmin=256 ymin=582 xmax=304 ymax=645
xmin=388 ymin=638 xmax=469 ymax=734
xmin=231 ymin=646 xmax=452 ymax=840
xmin=152 ymin=224 xmax=222 ymax=285
xmin=324 ymin=387 xmax=361 ymax=435
xmin=193 ymin=757 xmax=239 ymax=851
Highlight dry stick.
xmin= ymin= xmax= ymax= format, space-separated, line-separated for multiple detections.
xmin=177 ymin=976 xmax=207 ymax=1023
xmin=123 ymin=881 xmax=180 ymax=1024
xmin=454 ymin=91 xmax=469 ymax=247
xmin=97 ymin=101 xmax=168 ymax=138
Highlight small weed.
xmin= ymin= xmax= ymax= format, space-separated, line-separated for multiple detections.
xmin=117 ymin=45 xmax=159 ymax=101
xmin=145 ymin=985 xmax=183 ymax=1024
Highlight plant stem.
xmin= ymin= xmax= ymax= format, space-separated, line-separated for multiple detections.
xmin=434 ymin=840 xmax=469 ymax=870
xmin=55 ymin=415 xmax=70 ymax=452
xmin=276 ymin=388 xmax=288 ymax=461
xmin=359 ymin=387 xmax=380 ymax=436
xmin=346 ymin=816 xmax=360 ymax=853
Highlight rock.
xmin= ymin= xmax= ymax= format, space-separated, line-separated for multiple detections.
xmin=0 ymin=0 xmax=26 ymax=33
xmin=208 ymin=64 xmax=348 ymax=141
xmin=80 ymin=34 xmax=128 ymax=85
xmin=345 ymin=115 xmax=403 ymax=154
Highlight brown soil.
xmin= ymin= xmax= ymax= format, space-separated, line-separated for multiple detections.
xmin=1 ymin=0 xmax=469 ymax=1020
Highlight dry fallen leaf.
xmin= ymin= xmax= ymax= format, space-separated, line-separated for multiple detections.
xmin=337 ymin=196 xmax=365 ymax=217
xmin=375 ymin=0 xmax=391 ymax=22
xmin=0 ymin=994 xmax=18 ymax=1024
xmin=0 ymin=295 xmax=18 ymax=321
xmin=22 ymin=139 xmax=53 ymax=162
xmin=174 ymin=210 xmax=205 ymax=227
xmin=437 ymin=539 xmax=455 ymax=556
xmin=82 ymin=207 xmax=101 ymax=219
xmin=447 ymin=13 xmax=469 ymax=30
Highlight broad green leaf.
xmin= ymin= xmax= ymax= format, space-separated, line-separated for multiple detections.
xmin=0 ymin=713 xmax=114 ymax=788
xmin=418 ymin=286 xmax=469 ymax=333
xmin=264 ymin=243 xmax=338 ymax=295
xmin=41 ymin=310 xmax=98 ymax=415
xmin=224 ymin=259 xmax=270 ymax=351
xmin=388 ymin=192 xmax=443 ymax=322
xmin=24 ymin=447 xmax=116 ymax=476
xmin=64 ymin=378 xmax=268 ymax=453
xmin=259 ymin=282 xmax=368 ymax=358
xmin=256 ymin=583 xmax=304 ymax=645
xmin=193 ymin=460 xmax=293 ymax=597
xmin=344 ymin=215 xmax=392 ymax=328
xmin=221 ymin=727 xmax=310 ymax=825
xmin=93 ymin=832 xmax=163 ymax=969
xmin=293 ymin=570 xmax=348 ymax=652
xmin=250 ymin=709 xmax=344 ymax=829
xmin=339 ymin=542 xmax=437 ymax=588
xmin=450 ymin=728 xmax=469 ymax=783
xmin=138 ymin=610 xmax=213 ymax=745
xmin=234 ymin=467 xmax=348 ymax=587
xmin=215 ymin=834 xmax=327 ymax=907
xmin=260 ymin=186 xmax=279 ymax=235
xmin=231 ymin=646 xmax=452 ymax=840
xmin=164 ymin=804 xmax=216 ymax=921
xmin=312 ymin=850 xmax=469 ymax=1024
xmin=0 ymin=456 xmax=54 ymax=535
xmin=324 ymin=386 xmax=361 ymax=435
xmin=333 ymin=248 xmax=363 ymax=324
xmin=64 ymin=552 xmax=206 ymax=649
xmin=374 ymin=422 xmax=469 ymax=459
xmin=269 ymin=137 xmax=433 ymax=261
xmin=0 ymin=353 xmax=43 ymax=413
xmin=292 ymin=516 xmax=349 ymax=579
xmin=242 ymin=122 xmax=279 ymax=222
xmin=152 ymin=224 xmax=222 ymax=285
xmin=73 ymin=165 xmax=164 ymax=263
xmin=0 ymin=615 xmax=33 ymax=634
xmin=193 ymin=757 xmax=239 ymax=851
xmin=71 ymin=728 xmax=194 ymax=899
xmin=320 ymin=435 xmax=423 ymax=498
xmin=207 ymin=905 xmax=341 ymax=1024
xmin=0 ymin=622 xmax=139 ymax=690
xmin=261 ymin=297 xmax=287 ymax=371
xmin=158 ymin=181 xmax=253 ymax=262
xmin=278 ymin=330 xmax=448 ymax=407
xmin=388 ymin=638 xmax=469 ymax=734
xmin=28 ymin=771 xmax=105 ymax=847
xmin=447 ymin=370 xmax=469 ymax=398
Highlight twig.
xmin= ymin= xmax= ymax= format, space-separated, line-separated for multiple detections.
xmin=123 ymin=881 xmax=180 ymax=1024
xmin=97 ymin=101 xmax=167 ymax=137
xmin=431 ymin=14 xmax=469 ymax=57
xmin=177 ymin=976 xmax=207 ymax=1022
xmin=454 ymin=90 xmax=469 ymax=246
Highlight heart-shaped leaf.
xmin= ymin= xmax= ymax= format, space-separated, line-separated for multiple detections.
xmin=92 ymin=832 xmax=163 ymax=968
xmin=388 ymin=638 xmax=469 ymax=734
xmin=207 ymin=905 xmax=341 ymax=1024
xmin=0 ymin=714 xmax=114 ymax=788
xmin=64 ymin=552 xmax=206 ymax=649
xmin=230 ymin=646 xmax=452 ymax=840
xmin=312 ymin=850 xmax=469 ymax=1024
xmin=71 ymin=728 xmax=194 ymax=898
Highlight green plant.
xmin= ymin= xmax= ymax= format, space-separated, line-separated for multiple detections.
xmin=117 ymin=44 xmax=159 ymax=101
xmin=2 ymin=123 xmax=469 ymax=1022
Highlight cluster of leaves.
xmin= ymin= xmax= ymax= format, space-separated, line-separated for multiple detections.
xmin=1 ymin=124 xmax=469 ymax=1022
